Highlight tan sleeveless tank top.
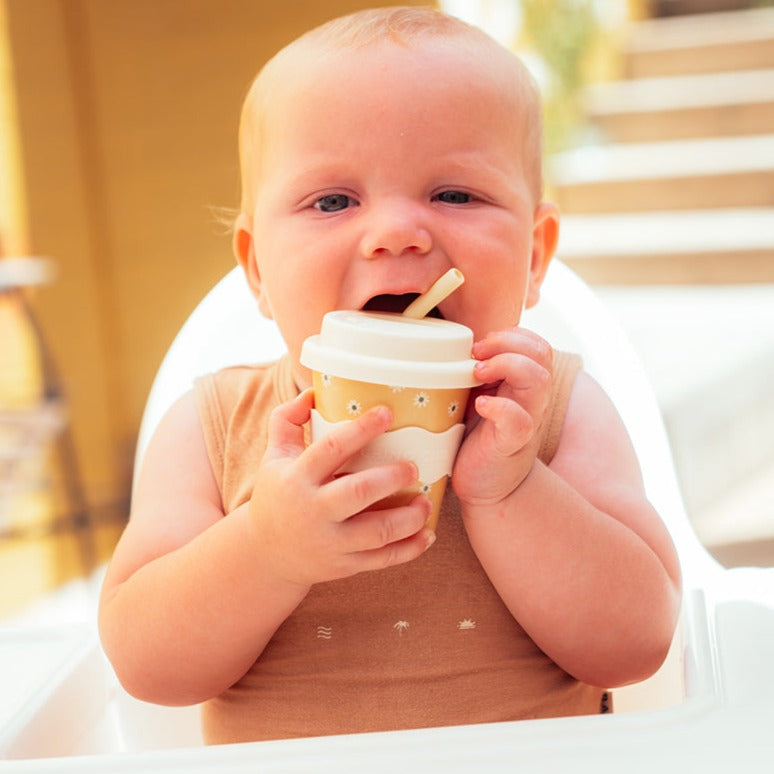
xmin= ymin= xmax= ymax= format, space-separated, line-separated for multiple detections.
xmin=194 ymin=352 xmax=603 ymax=743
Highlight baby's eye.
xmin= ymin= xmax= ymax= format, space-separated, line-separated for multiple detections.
xmin=314 ymin=194 xmax=357 ymax=213
xmin=433 ymin=190 xmax=473 ymax=205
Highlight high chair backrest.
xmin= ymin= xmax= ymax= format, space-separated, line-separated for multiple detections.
xmin=134 ymin=267 xmax=286 ymax=477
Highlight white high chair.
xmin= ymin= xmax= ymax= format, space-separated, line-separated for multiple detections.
xmin=2 ymin=261 xmax=773 ymax=772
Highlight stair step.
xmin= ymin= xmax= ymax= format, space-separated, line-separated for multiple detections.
xmin=596 ymin=283 xmax=774 ymax=522
xmin=650 ymin=0 xmax=754 ymax=15
xmin=707 ymin=537 xmax=774 ymax=569
xmin=665 ymin=350 xmax=774 ymax=517
xmin=585 ymin=69 xmax=774 ymax=142
xmin=549 ymin=134 xmax=774 ymax=213
xmin=573 ymin=7 xmax=774 ymax=569
xmin=625 ymin=7 xmax=774 ymax=77
xmin=695 ymin=461 xmax=774 ymax=556
xmin=558 ymin=209 xmax=774 ymax=284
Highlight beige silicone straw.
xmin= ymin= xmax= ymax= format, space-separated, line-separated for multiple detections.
xmin=402 ymin=268 xmax=464 ymax=319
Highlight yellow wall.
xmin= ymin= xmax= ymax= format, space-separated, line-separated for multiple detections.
xmin=4 ymin=0 xmax=428 ymax=530
xmin=0 ymin=1 xmax=27 ymax=254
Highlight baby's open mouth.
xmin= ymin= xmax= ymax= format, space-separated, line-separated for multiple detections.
xmin=361 ymin=293 xmax=444 ymax=318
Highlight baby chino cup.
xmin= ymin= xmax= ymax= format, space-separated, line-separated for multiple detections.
xmin=300 ymin=310 xmax=480 ymax=530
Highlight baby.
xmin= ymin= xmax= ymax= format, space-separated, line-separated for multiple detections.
xmin=99 ymin=7 xmax=681 ymax=744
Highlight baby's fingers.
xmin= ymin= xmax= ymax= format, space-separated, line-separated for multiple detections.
xmin=265 ymin=389 xmax=315 ymax=460
xmin=343 ymin=495 xmax=432 ymax=553
xmin=473 ymin=327 xmax=553 ymax=369
xmin=301 ymin=406 xmax=393 ymax=482
xmin=473 ymin=352 xmax=550 ymax=421
xmin=475 ymin=394 xmax=533 ymax=457
xmin=354 ymin=527 xmax=437 ymax=573
xmin=320 ymin=458 xmax=418 ymax=520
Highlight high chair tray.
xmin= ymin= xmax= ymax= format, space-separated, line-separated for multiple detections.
xmin=1 ymin=569 xmax=772 ymax=772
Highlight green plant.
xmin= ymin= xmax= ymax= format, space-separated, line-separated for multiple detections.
xmin=520 ymin=0 xmax=600 ymax=153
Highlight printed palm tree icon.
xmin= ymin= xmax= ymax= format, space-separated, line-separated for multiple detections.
xmin=393 ymin=620 xmax=410 ymax=634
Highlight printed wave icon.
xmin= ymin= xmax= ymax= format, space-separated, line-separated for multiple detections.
xmin=316 ymin=626 xmax=333 ymax=640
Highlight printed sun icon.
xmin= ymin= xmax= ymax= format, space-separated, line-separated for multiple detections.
xmin=413 ymin=392 xmax=430 ymax=409
xmin=346 ymin=399 xmax=362 ymax=416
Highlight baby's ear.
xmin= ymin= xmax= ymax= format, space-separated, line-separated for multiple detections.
xmin=233 ymin=213 xmax=273 ymax=319
xmin=525 ymin=202 xmax=560 ymax=309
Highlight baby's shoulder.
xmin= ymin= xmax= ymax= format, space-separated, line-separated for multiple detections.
xmin=196 ymin=359 xmax=287 ymax=414
xmin=199 ymin=361 xmax=275 ymax=392
xmin=557 ymin=366 xmax=636 ymax=465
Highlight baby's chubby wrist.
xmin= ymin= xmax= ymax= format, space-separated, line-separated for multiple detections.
xmin=456 ymin=491 xmax=512 ymax=522
xmin=455 ymin=461 xmax=539 ymax=521
xmin=237 ymin=499 xmax=315 ymax=597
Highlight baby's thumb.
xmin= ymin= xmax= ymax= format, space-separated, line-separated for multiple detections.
xmin=267 ymin=388 xmax=314 ymax=455
xmin=475 ymin=394 xmax=532 ymax=457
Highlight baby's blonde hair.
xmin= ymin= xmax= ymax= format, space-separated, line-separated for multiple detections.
xmin=237 ymin=6 xmax=544 ymax=215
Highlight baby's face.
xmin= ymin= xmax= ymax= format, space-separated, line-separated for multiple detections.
xmin=243 ymin=40 xmax=554 ymax=388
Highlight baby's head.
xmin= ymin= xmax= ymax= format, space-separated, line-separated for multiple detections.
xmin=232 ymin=6 xmax=559 ymax=387
xmin=238 ymin=6 xmax=544 ymax=217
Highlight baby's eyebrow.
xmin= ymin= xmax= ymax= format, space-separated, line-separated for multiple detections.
xmin=285 ymin=158 xmax=354 ymax=186
xmin=427 ymin=153 xmax=516 ymax=184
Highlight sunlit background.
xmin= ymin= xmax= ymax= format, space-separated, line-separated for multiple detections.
xmin=1 ymin=0 xmax=773 ymax=623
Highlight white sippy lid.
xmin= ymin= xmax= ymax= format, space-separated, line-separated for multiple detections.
xmin=300 ymin=310 xmax=480 ymax=388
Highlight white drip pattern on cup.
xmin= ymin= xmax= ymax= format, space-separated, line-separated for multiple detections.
xmin=309 ymin=410 xmax=465 ymax=486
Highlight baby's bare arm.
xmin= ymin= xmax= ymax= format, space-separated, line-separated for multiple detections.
xmin=98 ymin=392 xmax=309 ymax=705
xmin=458 ymin=371 xmax=681 ymax=690
xmin=99 ymin=390 xmax=432 ymax=706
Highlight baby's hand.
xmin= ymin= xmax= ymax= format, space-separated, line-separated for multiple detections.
xmin=452 ymin=328 xmax=552 ymax=509
xmin=248 ymin=389 xmax=434 ymax=588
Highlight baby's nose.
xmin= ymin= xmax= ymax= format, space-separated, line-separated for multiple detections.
xmin=360 ymin=202 xmax=432 ymax=258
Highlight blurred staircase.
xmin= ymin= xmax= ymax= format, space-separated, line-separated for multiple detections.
xmin=549 ymin=5 xmax=774 ymax=566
